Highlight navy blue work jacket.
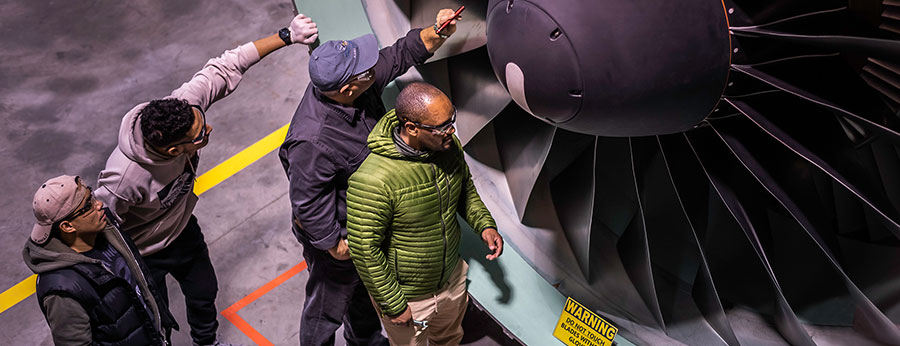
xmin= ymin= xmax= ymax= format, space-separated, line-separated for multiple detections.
xmin=279 ymin=28 xmax=432 ymax=251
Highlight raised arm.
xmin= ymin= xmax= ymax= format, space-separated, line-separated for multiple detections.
xmin=254 ymin=13 xmax=319 ymax=59
xmin=419 ymin=8 xmax=461 ymax=53
xmin=369 ymin=8 xmax=459 ymax=93
xmin=170 ymin=14 xmax=318 ymax=110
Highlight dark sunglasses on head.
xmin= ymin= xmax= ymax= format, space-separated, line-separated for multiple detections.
xmin=172 ymin=106 xmax=208 ymax=146
xmin=401 ymin=107 xmax=457 ymax=135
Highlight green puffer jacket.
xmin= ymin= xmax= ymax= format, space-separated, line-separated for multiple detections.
xmin=347 ymin=109 xmax=496 ymax=316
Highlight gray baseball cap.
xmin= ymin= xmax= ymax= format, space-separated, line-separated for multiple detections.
xmin=309 ymin=34 xmax=379 ymax=92
xmin=31 ymin=175 xmax=87 ymax=244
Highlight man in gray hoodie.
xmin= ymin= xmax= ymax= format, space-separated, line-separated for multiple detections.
xmin=94 ymin=14 xmax=319 ymax=346
xmin=24 ymin=175 xmax=177 ymax=346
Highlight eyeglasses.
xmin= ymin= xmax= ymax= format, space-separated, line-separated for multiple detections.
xmin=351 ymin=68 xmax=374 ymax=83
xmin=65 ymin=184 xmax=96 ymax=220
xmin=173 ymin=106 xmax=208 ymax=146
xmin=401 ymin=107 xmax=457 ymax=136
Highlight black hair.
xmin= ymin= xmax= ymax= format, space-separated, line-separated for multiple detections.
xmin=395 ymin=82 xmax=446 ymax=124
xmin=139 ymin=99 xmax=194 ymax=147
xmin=49 ymin=223 xmax=62 ymax=241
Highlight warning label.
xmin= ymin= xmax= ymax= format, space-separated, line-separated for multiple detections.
xmin=553 ymin=297 xmax=618 ymax=346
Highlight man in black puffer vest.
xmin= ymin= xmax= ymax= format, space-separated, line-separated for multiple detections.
xmin=23 ymin=175 xmax=177 ymax=345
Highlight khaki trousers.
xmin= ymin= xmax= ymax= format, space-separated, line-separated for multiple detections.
xmin=373 ymin=258 xmax=469 ymax=346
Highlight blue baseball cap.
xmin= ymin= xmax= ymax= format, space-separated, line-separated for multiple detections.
xmin=309 ymin=34 xmax=379 ymax=92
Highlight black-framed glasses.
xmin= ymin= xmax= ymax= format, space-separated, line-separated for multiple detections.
xmin=65 ymin=183 xmax=95 ymax=220
xmin=351 ymin=68 xmax=374 ymax=83
xmin=173 ymin=106 xmax=208 ymax=146
xmin=401 ymin=107 xmax=457 ymax=136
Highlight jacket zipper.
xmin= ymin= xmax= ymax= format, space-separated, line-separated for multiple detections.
xmin=111 ymin=227 xmax=166 ymax=345
xmin=431 ymin=164 xmax=448 ymax=291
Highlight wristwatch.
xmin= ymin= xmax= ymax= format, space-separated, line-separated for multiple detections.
xmin=433 ymin=23 xmax=450 ymax=39
xmin=278 ymin=27 xmax=292 ymax=45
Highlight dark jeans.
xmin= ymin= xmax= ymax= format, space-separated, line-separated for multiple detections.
xmin=297 ymin=228 xmax=388 ymax=346
xmin=143 ymin=215 xmax=219 ymax=345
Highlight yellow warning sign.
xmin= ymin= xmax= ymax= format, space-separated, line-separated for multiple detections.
xmin=553 ymin=297 xmax=618 ymax=346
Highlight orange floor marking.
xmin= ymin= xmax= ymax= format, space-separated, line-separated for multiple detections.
xmin=221 ymin=261 xmax=308 ymax=346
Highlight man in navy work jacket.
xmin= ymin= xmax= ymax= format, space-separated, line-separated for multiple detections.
xmin=278 ymin=9 xmax=461 ymax=346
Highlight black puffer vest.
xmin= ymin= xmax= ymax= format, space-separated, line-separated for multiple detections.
xmin=37 ymin=261 xmax=172 ymax=346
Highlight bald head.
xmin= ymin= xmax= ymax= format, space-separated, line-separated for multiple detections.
xmin=395 ymin=82 xmax=449 ymax=124
xmin=395 ymin=82 xmax=457 ymax=152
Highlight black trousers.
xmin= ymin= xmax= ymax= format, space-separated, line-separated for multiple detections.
xmin=296 ymin=227 xmax=388 ymax=346
xmin=143 ymin=215 xmax=219 ymax=345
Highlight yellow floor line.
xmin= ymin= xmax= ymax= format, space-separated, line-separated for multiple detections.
xmin=0 ymin=275 xmax=37 ymax=315
xmin=194 ymin=124 xmax=289 ymax=195
xmin=0 ymin=123 xmax=290 ymax=315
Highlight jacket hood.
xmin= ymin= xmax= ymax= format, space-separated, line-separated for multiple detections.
xmin=118 ymin=103 xmax=178 ymax=166
xmin=23 ymin=237 xmax=98 ymax=275
xmin=368 ymin=109 xmax=433 ymax=161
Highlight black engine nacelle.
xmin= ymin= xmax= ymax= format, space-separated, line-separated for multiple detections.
xmin=486 ymin=0 xmax=732 ymax=136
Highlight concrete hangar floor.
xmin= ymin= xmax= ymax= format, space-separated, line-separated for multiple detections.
xmin=0 ymin=1 xmax=520 ymax=345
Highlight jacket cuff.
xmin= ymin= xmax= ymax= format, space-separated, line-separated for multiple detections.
xmin=476 ymin=221 xmax=497 ymax=234
xmin=383 ymin=299 xmax=409 ymax=317
xmin=308 ymin=225 xmax=342 ymax=251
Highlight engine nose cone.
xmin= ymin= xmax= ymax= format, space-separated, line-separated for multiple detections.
xmin=486 ymin=0 xmax=732 ymax=136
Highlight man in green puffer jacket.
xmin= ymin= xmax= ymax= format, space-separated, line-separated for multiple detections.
xmin=347 ymin=82 xmax=504 ymax=345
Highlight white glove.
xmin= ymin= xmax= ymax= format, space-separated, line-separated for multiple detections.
xmin=289 ymin=14 xmax=319 ymax=45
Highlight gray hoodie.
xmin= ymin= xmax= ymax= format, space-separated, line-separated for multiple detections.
xmin=95 ymin=42 xmax=260 ymax=255
xmin=23 ymin=221 xmax=169 ymax=345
